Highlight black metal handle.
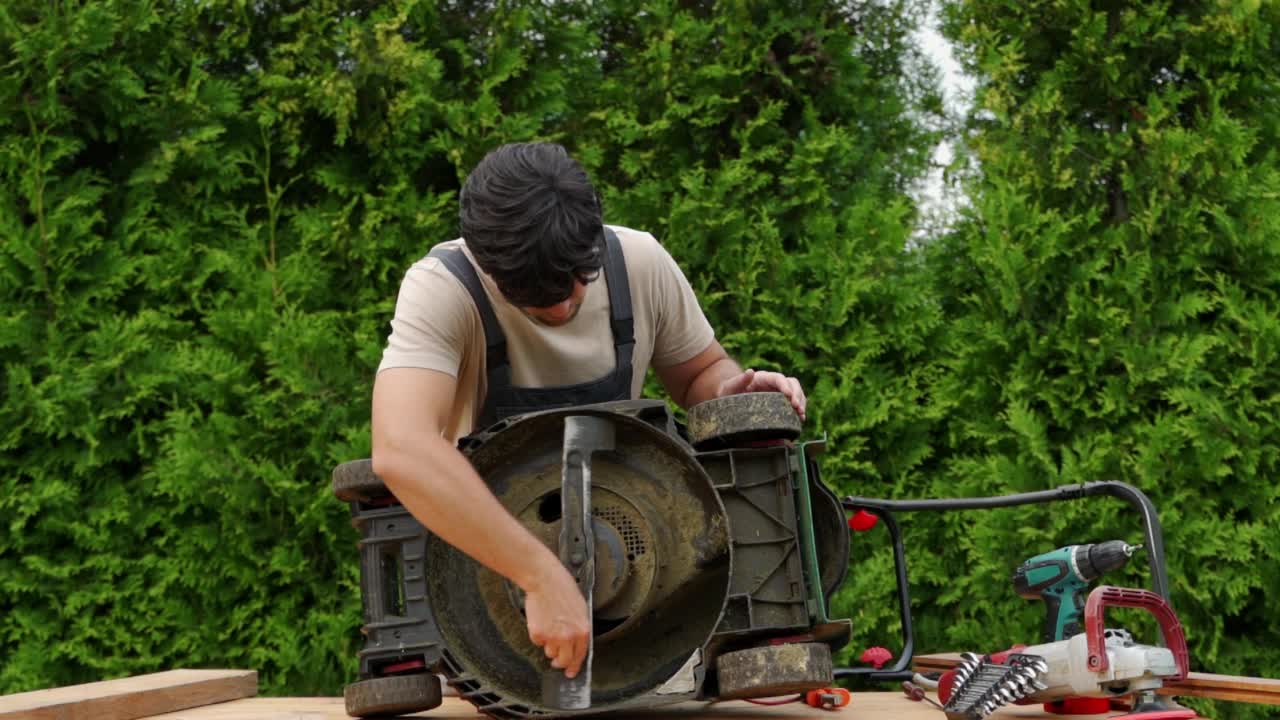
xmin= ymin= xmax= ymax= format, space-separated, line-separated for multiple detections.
xmin=834 ymin=481 xmax=1172 ymax=683
xmin=841 ymin=481 xmax=1170 ymax=604
xmin=833 ymin=507 xmax=916 ymax=682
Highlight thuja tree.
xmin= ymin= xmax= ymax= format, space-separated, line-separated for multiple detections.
xmin=562 ymin=0 xmax=949 ymax=665
xmin=0 ymin=0 xmax=605 ymax=695
xmin=925 ymin=2 xmax=1280 ymax=715
xmin=1 ymin=0 xmax=944 ymax=696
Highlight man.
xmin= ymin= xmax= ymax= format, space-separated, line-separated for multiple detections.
xmin=371 ymin=142 xmax=805 ymax=683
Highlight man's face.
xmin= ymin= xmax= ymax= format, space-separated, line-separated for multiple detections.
xmin=517 ymin=279 xmax=589 ymax=327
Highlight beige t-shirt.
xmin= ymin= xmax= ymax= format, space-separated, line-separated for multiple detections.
xmin=378 ymin=225 xmax=715 ymax=441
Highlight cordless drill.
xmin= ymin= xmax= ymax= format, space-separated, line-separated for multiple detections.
xmin=1012 ymin=540 xmax=1143 ymax=643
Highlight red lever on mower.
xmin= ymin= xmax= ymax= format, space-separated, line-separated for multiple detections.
xmin=848 ymin=510 xmax=879 ymax=532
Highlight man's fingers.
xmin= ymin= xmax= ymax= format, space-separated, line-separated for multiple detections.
xmin=746 ymin=371 xmax=791 ymax=397
xmin=743 ymin=372 xmax=806 ymax=420
xmin=743 ymin=370 xmax=775 ymax=393
xmin=533 ymin=616 xmax=589 ymax=676
xmin=530 ymin=625 xmax=556 ymax=662
xmin=572 ymin=621 xmax=590 ymax=676
xmin=553 ymin=638 xmax=573 ymax=671
xmin=565 ymin=635 xmax=586 ymax=679
xmin=789 ymin=377 xmax=807 ymax=419
xmin=546 ymin=628 xmax=587 ymax=677
xmin=717 ymin=368 xmax=755 ymax=397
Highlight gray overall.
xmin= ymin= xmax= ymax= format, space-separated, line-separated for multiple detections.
xmin=428 ymin=228 xmax=636 ymax=432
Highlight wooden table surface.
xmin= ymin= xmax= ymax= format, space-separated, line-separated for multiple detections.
xmin=136 ymin=694 xmax=1205 ymax=719
xmin=0 ymin=669 xmax=1209 ymax=720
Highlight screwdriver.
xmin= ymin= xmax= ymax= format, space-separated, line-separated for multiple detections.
xmin=902 ymin=681 xmax=944 ymax=710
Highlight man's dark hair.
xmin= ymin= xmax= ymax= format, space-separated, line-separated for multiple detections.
xmin=460 ymin=142 xmax=604 ymax=307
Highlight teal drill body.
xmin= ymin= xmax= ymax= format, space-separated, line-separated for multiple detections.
xmin=1012 ymin=540 xmax=1141 ymax=643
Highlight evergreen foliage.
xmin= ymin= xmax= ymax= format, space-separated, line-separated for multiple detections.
xmin=5 ymin=0 xmax=1277 ymax=709
xmin=1 ymin=0 xmax=940 ymax=695
xmin=926 ymin=2 xmax=1280 ymax=716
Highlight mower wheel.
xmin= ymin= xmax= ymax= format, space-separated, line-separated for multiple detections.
xmin=344 ymin=673 xmax=442 ymax=717
xmin=332 ymin=459 xmax=390 ymax=502
xmin=715 ymin=642 xmax=833 ymax=700
xmin=687 ymin=392 xmax=802 ymax=449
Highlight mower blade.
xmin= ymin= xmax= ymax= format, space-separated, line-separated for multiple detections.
xmin=542 ymin=415 xmax=615 ymax=710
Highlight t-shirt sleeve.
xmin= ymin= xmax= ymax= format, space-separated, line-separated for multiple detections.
xmin=377 ymin=257 xmax=474 ymax=376
xmin=644 ymin=235 xmax=716 ymax=368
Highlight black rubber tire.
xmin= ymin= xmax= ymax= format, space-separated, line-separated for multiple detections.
xmin=686 ymin=392 xmax=802 ymax=449
xmin=343 ymin=673 xmax=443 ymax=717
xmin=332 ymin=459 xmax=389 ymax=502
xmin=715 ymin=642 xmax=833 ymax=700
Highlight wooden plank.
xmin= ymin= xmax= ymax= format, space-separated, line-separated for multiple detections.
xmin=913 ymin=653 xmax=1280 ymax=705
xmin=1165 ymin=672 xmax=1280 ymax=695
xmin=913 ymin=651 xmax=965 ymax=672
xmin=0 ymin=669 xmax=258 ymax=720
xmin=136 ymin=693 xmax=1202 ymax=719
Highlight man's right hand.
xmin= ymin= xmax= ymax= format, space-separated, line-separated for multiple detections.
xmin=523 ymin=561 xmax=592 ymax=678
xmin=372 ymin=368 xmax=592 ymax=680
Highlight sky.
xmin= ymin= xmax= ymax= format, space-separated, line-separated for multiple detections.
xmin=911 ymin=5 xmax=976 ymax=229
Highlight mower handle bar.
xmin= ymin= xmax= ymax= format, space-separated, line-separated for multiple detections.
xmin=834 ymin=481 xmax=1170 ymax=682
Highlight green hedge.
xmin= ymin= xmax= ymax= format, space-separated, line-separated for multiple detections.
xmin=910 ymin=3 xmax=1280 ymax=717
xmin=2 ymin=1 xmax=1277 ymax=716
xmin=0 ymin=0 xmax=939 ymax=696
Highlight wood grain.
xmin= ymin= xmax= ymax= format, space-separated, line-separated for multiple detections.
xmin=0 ymin=669 xmax=258 ymax=720
xmin=134 ymin=693 xmax=1200 ymax=719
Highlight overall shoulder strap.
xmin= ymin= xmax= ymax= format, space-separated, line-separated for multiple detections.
xmin=428 ymin=245 xmax=509 ymax=369
xmin=602 ymin=227 xmax=635 ymax=359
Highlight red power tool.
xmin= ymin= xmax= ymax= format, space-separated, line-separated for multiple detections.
xmin=935 ymin=587 xmax=1195 ymax=720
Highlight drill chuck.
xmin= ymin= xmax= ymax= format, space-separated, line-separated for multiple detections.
xmin=1075 ymin=540 xmax=1141 ymax=581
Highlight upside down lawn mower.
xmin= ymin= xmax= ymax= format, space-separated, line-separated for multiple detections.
xmin=331 ymin=393 xmax=1190 ymax=718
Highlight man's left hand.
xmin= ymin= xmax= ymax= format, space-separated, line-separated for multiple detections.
xmin=716 ymin=369 xmax=806 ymax=421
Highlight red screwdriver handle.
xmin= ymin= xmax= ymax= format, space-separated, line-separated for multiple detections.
xmin=1083 ymin=586 xmax=1189 ymax=681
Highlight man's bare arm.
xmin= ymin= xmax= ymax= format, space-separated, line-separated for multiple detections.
xmin=655 ymin=339 xmax=806 ymax=418
xmin=371 ymin=367 xmax=590 ymax=676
